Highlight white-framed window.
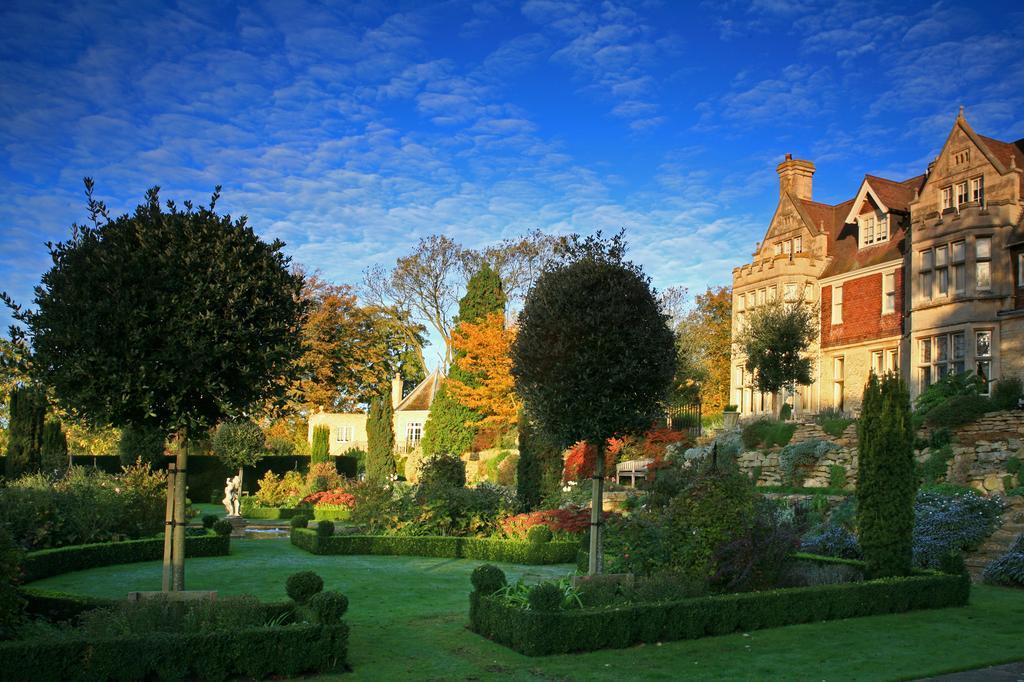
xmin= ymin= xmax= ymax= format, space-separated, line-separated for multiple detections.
xmin=734 ymin=366 xmax=745 ymax=412
xmin=757 ymin=288 xmax=765 ymax=306
xmin=768 ymin=285 xmax=777 ymax=301
xmin=952 ymin=241 xmax=966 ymax=293
xmin=863 ymin=215 xmax=876 ymax=245
xmin=871 ymin=348 xmax=899 ymax=376
xmin=920 ymin=249 xmax=934 ymax=300
xmin=883 ymin=272 xmax=896 ymax=314
xmin=794 ymin=236 xmax=803 ymax=253
xmin=887 ymin=348 xmax=899 ymax=373
xmin=736 ymin=293 xmax=745 ymax=312
xmin=804 ymin=283 xmax=814 ymax=301
xmin=976 ymin=237 xmax=992 ymax=291
xmin=955 ymin=181 xmax=969 ymax=208
xmin=976 ymin=330 xmax=992 ymax=395
xmin=919 ymin=332 xmax=966 ymax=389
xmin=747 ymin=292 xmax=756 ymax=309
xmin=941 ymin=186 xmax=953 ymax=210
xmin=774 ymin=242 xmax=782 ymax=256
xmin=784 ymin=283 xmax=798 ymax=301
xmin=782 ymin=240 xmax=792 ymax=255
xmin=833 ymin=356 xmax=845 ymax=412
xmin=831 ymin=285 xmax=843 ymax=324
xmin=970 ymin=176 xmax=984 ymax=204
xmin=335 ymin=426 xmax=353 ymax=443
xmin=406 ymin=422 xmax=423 ymax=447
xmin=936 ymin=245 xmax=949 ymax=296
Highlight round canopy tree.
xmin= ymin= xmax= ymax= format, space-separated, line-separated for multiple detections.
xmin=7 ymin=180 xmax=304 ymax=589
xmin=212 ymin=419 xmax=266 ymax=497
xmin=511 ymin=232 xmax=676 ymax=573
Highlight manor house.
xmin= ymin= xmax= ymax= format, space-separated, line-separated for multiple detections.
xmin=730 ymin=110 xmax=1024 ymax=416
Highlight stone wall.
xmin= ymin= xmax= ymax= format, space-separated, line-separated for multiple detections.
xmin=737 ymin=421 xmax=858 ymax=488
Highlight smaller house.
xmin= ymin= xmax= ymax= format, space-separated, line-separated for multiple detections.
xmin=307 ymin=372 xmax=443 ymax=456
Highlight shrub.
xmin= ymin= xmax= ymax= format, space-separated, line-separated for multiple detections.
xmin=290 ymin=515 xmax=310 ymax=529
xmin=211 ymin=519 xmax=233 ymax=537
xmin=982 ymin=534 xmax=1024 ymax=587
xmin=741 ymin=418 xmax=795 ymax=450
xmin=711 ymin=499 xmax=799 ymax=592
xmin=316 ymin=520 xmax=335 ymax=538
xmin=308 ymin=590 xmax=349 ymax=625
xmin=286 ymin=571 xmax=324 ymax=604
xmin=527 ymin=582 xmax=563 ymax=611
xmin=991 ymin=377 xmax=1023 ymax=411
xmin=419 ymin=453 xmax=467 ymax=491
xmin=310 ymin=425 xmax=330 ymax=464
xmin=828 ymin=465 xmax=847 ymax=490
xmin=254 ymin=469 xmax=305 ymax=508
xmin=497 ymin=452 xmax=518 ymax=487
xmin=778 ymin=558 xmax=864 ymax=587
xmin=117 ymin=423 xmax=165 ymax=469
xmin=630 ymin=572 xmax=707 ymax=603
xmin=499 ymin=507 xmax=594 ymax=539
xmin=527 ymin=525 xmax=553 ymax=545
xmin=918 ymin=444 xmax=954 ymax=486
xmin=201 ymin=514 xmax=218 ymax=529
xmin=913 ymin=488 xmax=1004 ymax=568
xmin=306 ymin=461 xmax=342 ymax=494
xmin=801 ymin=524 xmax=862 ymax=559
xmin=472 ymin=564 xmax=507 ymax=594
xmin=778 ymin=439 xmax=837 ymax=487
xmin=778 ymin=403 xmax=792 ymax=421
xmin=914 ymin=371 xmax=984 ymax=421
xmin=925 ymin=394 xmax=992 ymax=428
xmin=815 ymin=408 xmax=854 ymax=438
xmin=0 ymin=527 xmax=25 ymax=640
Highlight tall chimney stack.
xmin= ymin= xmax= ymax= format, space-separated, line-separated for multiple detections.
xmin=776 ymin=153 xmax=815 ymax=201
xmin=391 ymin=374 xmax=404 ymax=409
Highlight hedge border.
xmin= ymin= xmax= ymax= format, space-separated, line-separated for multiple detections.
xmin=244 ymin=506 xmax=351 ymax=522
xmin=22 ymin=532 xmax=231 ymax=583
xmin=290 ymin=528 xmax=577 ymax=565
xmin=469 ymin=571 xmax=970 ymax=656
xmin=0 ymin=623 xmax=348 ymax=681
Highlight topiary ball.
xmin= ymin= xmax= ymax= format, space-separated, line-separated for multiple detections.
xmin=201 ymin=514 xmax=218 ymax=529
xmin=316 ymin=520 xmax=335 ymax=537
xmin=290 ymin=515 xmax=310 ymax=529
xmin=470 ymin=564 xmax=507 ymax=594
xmin=308 ymin=590 xmax=349 ymax=625
xmin=527 ymin=525 xmax=553 ymax=545
xmin=286 ymin=570 xmax=324 ymax=604
xmin=212 ymin=519 xmax=233 ymax=537
xmin=527 ymin=582 xmax=563 ymax=611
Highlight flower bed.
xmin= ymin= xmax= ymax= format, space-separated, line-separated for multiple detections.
xmin=21 ymin=532 xmax=230 ymax=582
xmin=469 ymin=565 xmax=970 ymax=656
xmin=290 ymin=528 xmax=577 ymax=565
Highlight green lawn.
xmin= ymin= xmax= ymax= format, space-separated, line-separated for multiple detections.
xmin=28 ymin=539 xmax=1024 ymax=681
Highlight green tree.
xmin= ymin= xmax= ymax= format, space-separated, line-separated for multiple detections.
xmin=511 ymin=232 xmax=676 ymax=573
xmin=857 ymin=372 xmax=916 ymax=578
xmin=734 ymin=296 xmax=817 ymax=409
xmin=366 ymin=394 xmax=395 ymax=483
xmin=117 ymin=423 xmax=166 ymax=469
xmin=516 ymin=409 xmax=564 ymax=511
xmin=4 ymin=180 xmax=304 ymax=590
xmin=310 ymin=425 xmax=330 ymax=464
xmin=212 ymin=420 xmax=266 ymax=494
xmin=40 ymin=418 xmax=68 ymax=472
xmin=4 ymin=385 xmax=46 ymax=478
xmin=422 ymin=263 xmax=506 ymax=456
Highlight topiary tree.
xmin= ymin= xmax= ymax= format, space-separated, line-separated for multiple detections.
xmin=511 ymin=232 xmax=676 ymax=574
xmin=366 ymin=393 xmax=395 ymax=483
xmin=40 ymin=418 xmax=68 ymax=472
xmin=4 ymin=385 xmax=46 ymax=478
xmin=212 ymin=420 xmax=266 ymax=496
xmin=117 ymin=423 xmax=166 ymax=469
xmin=310 ymin=425 xmax=330 ymax=464
xmin=422 ymin=263 xmax=506 ymax=456
xmin=857 ymin=372 xmax=916 ymax=578
xmin=4 ymin=181 xmax=304 ymax=590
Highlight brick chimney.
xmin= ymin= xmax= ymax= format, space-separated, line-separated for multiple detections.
xmin=391 ymin=374 xmax=404 ymax=409
xmin=776 ymin=153 xmax=815 ymax=201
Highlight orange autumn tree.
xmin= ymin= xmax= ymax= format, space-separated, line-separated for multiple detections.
xmin=447 ymin=311 xmax=519 ymax=436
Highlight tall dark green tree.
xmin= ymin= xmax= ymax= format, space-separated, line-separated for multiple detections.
xmin=40 ymin=418 xmax=68 ymax=472
xmin=4 ymin=180 xmax=304 ymax=590
xmin=516 ymin=409 xmax=564 ymax=511
xmin=422 ymin=263 xmax=506 ymax=456
xmin=117 ymin=423 xmax=166 ymax=469
xmin=310 ymin=425 xmax=331 ymax=464
xmin=4 ymin=386 xmax=46 ymax=477
xmin=366 ymin=393 xmax=396 ymax=482
xmin=857 ymin=372 xmax=916 ymax=578
xmin=511 ymin=232 xmax=676 ymax=573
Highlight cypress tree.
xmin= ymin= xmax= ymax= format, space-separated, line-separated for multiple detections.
xmin=310 ymin=425 xmax=330 ymax=464
xmin=366 ymin=393 xmax=396 ymax=482
xmin=857 ymin=372 xmax=916 ymax=578
xmin=422 ymin=264 xmax=506 ymax=456
xmin=40 ymin=418 xmax=69 ymax=472
xmin=516 ymin=410 xmax=565 ymax=510
xmin=5 ymin=386 xmax=46 ymax=478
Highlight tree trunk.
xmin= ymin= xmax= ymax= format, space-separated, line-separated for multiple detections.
xmin=587 ymin=439 xmax=605 ymax=575
xmin=171 ymin=433 xmax=188 ymax=591
xmin=161 ymin=463 xmax=176 ymax=592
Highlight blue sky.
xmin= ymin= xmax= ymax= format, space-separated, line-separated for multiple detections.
xmin=1 ymin=0 xmax=1022 ymax=356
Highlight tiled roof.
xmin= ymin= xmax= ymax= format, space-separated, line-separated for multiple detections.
xmin=396 ymin=370 xmax=443 ymax=412
xmin=864 ymin=174 xmax=925 ymax=212
xmin=978 ymin=135 xmax=1024 ymax=195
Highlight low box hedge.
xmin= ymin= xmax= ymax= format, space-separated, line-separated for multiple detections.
xmin=244 ymin=506 xmax=351 ymax=522
xmin=0 ymin=622 xmax=348 ymax=681
xmin=22 ymin=532 xmax=231 ymax=583
xmin=469 ymin=571 xmax=970 ymax=656
xmin=290 ymin=529 xmax=577 ymax=565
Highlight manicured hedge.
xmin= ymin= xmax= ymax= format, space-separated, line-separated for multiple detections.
xmin=291 ymin=529 xmax=577 ymax=565
xmin=0 ymin=623 xmax=348 ymax=681
xmin=469 ymin=571 xmax=970 ymax=656
xmin=245 ymin=506 xmax=351 ymax=522
xmin=22 ymin=533 xmax=230 ymax=583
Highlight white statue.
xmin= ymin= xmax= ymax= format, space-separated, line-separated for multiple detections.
xmin=222 ymin=475 xmax=241 ymax=516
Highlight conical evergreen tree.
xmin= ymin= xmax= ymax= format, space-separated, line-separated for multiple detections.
xmin=366 ymin=393 xmax=396 ymax=482
xmin=40 ymin=418 xmax=69 ymax=472
xmin=422 ymin=264 xmax=506 ymax=456
xmin=310 ymin=425 xmax=330 ymax=464
xmin=857 ymin=372 xmax=916 ymax=578
xmin=516 ymin=409 xmax=564 ymax=510
xmin=5 ymin=386 xmax=46 ymax=478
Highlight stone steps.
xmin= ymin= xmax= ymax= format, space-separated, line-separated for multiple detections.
xmin=964 ymin=509 xmax=1024 ymax=580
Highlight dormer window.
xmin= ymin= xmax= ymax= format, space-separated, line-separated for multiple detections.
xmin=859 ymin=212 xmax=889 ymax=248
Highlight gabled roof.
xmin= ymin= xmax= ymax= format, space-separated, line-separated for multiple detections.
xmin=842 ymin=174 xmax=925 ymax=224
xmin=978 ymin=134 xmax=1024 ymax=195
xmin=395 ymin=370 xmax=443 ymax=412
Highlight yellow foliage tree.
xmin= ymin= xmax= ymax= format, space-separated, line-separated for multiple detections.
xmin=447 ymin=311 xmax=519 ymax=434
